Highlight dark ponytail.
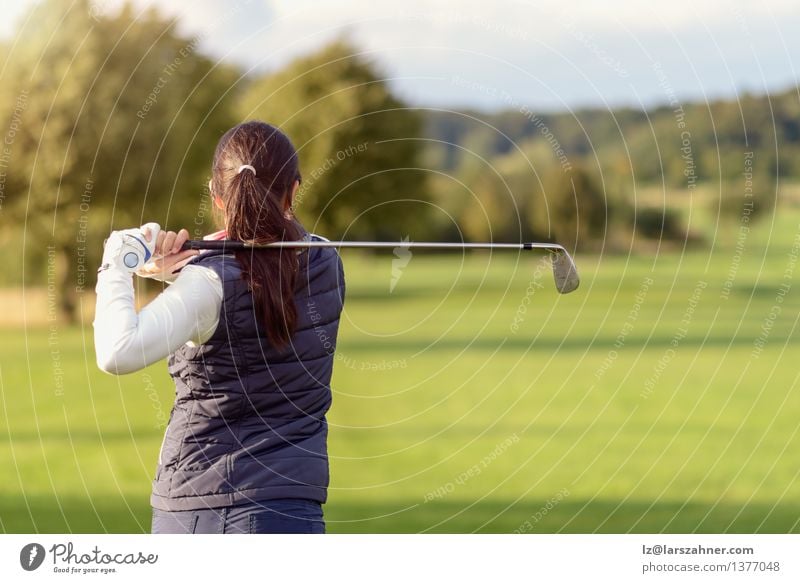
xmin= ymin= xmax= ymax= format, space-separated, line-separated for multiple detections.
xmin=211 ymin=121 xmax=303 ymax=350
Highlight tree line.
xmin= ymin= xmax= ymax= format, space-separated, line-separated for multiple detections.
xmin=0 ymin=0 xmax=791 ymax=320
xmin=0 ymin=0 xmax=427 ymax=320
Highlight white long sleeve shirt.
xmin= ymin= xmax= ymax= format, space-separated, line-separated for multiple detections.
xmin=93 ymin=262 xmax=224 ymax=375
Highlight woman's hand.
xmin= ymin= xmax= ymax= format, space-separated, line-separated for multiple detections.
xmin=99 ymin=222 xmax=161 ymax=273
xmin=137 ymin=227 xmax=199 ymax=282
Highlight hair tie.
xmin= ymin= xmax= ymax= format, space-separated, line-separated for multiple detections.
xmin=237 ymin=164 xmax=256 ymax=175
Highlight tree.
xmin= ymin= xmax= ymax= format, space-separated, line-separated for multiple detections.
xmin=0 ymin=0 xmax=237 ymax=321
xmin=543 ymin=164 xmax=607 ymax=251
xmin=714 ymin=165 xmax=777 ymax=226
xmin=239 ymin=39 xmax=431 ymax=241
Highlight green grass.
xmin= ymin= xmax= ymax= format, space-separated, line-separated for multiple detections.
xmin=2 ymin=209 xmax=800 ymax=533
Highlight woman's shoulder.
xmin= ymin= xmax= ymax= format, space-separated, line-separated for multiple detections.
xmin=182 ymin=252 xmax=243 ymax=287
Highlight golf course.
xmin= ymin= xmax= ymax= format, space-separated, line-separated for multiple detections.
xmin=2 ymin=202 xmax=798 ymax=534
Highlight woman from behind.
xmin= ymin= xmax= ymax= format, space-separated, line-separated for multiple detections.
xmin=93 ymin=121 xmax=346 ymax=534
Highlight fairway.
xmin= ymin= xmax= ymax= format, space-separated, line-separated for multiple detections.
xmin=1 ymin=210 xmax=799 ymax=534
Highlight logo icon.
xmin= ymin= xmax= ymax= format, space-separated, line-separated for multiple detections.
xmin=390 ymin=236 xmax=412 ymax=293
xmin=20 ymin=543 xmax=46 ymax=571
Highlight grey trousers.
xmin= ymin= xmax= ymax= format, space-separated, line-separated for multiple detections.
xmin=151 ymin=498 xmax=325 ymax=534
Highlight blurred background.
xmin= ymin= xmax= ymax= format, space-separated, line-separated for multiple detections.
xmin=1 ymin=0 xmax=799 ymax=533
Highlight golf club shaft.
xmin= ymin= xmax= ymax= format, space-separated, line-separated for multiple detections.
xmin=181 ymin=240 xmax=565 ymax=252
xmin=179 ymin=239 xmax=580 ymax=294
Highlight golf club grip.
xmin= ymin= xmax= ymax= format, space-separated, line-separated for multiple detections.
xmin=182 ymin=240 xmax=246 ymax=250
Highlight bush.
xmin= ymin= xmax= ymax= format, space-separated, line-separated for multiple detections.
xmin=633 ymin=207 xmax=686 ymax=241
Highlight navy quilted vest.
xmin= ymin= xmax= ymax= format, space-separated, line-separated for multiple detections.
xmin=150 ymin=233 xmax=346 ymax=511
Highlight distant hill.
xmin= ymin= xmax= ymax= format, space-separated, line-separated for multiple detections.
xmin=423 ymin=86 xmax=800 ymax=186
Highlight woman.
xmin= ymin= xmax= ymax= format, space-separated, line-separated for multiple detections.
xmin=94 ymin=121 xmax=346 ymax=534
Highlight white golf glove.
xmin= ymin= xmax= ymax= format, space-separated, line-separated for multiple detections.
xmin=99 ymin=223 xmax=161 ymax=273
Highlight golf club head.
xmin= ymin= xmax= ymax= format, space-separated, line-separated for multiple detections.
xmin=550 ymin=247 xmax=580 ymax=294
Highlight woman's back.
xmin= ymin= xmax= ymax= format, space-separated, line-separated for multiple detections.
xmin=152 ymin=234 xmax=346 ymax=511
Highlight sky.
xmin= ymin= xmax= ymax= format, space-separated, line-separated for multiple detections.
xmin=5 ymin=0 xmax=800 ymax=112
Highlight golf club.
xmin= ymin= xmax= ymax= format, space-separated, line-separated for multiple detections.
xmin=181 ymin=239 xmax=580 ymax=294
